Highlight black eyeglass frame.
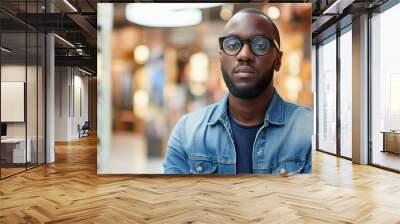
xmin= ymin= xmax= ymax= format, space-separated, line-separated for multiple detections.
xmin=218 ymin=35 xmax=280 ymax=56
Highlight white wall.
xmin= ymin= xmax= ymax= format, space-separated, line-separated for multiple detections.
xmin=1 ymin=65 xmax=26 ymax=145
xmin=55 ymin=66 xmax=69 ymax=141
xmin=1 ymin=64 xmax=46 ymax=164
xmin=54 ymin=67 xmax=89 ymax=141
xmin=1 ymin=65 xmax=34 ymax=138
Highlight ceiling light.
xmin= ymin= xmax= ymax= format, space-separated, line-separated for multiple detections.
xmin=54 ymin=34 xmax=75 ymax=48
xmin=127 ymin=3 xmax=223 ymax=12
xmin=134 ymin=45 xmax=150 ymax=64
xmin=63 ymin=0 xmax=78 ymax=12
xmin=1 ymin=47 xmax=11 ymax=53
xmin=220 ymin=4 xmax=234 ymax=21
xmin=161 ymin=3 xmax=224 ymax=10
xmin=78 ymin=67 xmax=92 ymax=76
xmin=126 ymin=4 xmax=202 ymax=27
xmin=267 ymin=6 xmax=280 ymax=20
xmin=322 ymin=0 xmax=355 ymax=15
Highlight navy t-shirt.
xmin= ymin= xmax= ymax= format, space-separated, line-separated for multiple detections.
xmin=228 ymin=112 xmax=263 ymax=174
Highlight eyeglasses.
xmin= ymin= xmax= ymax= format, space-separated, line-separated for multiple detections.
xmin=218 ymin=35 xmax=280 ymax=56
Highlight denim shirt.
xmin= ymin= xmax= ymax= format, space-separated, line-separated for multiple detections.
xmin=163 ymin=89 xmax=313 ymax=174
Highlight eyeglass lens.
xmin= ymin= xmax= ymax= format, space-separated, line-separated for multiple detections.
xmin=222 ymin=36 xmax=272 ymax=56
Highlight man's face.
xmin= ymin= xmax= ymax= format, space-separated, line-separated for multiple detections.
xmin=220 ymin=12 xmax=282 ymax=99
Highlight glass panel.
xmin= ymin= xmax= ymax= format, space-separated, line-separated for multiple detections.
xmin=339 ymin=29 xmax=352 ymax=158
xmin=27 ymin=31 xmax=38 ymax=169
xmin=1 ymin=30 xmax=27 ymax=177
xmin=38 ymin=32 xmax=45 ymax=165
xmin=27 ymin=0 xmax=39 ymax=169
xmin=0 ymin=0 xmax=46 ymax=178
xmin=371 ymin=4 xmax=400 ymax=171
xmin=317 ymin=37 xmax=337 ymax=154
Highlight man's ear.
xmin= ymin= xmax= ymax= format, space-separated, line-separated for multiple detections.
xmin=274 ymin=51 xmax=283 ymax=71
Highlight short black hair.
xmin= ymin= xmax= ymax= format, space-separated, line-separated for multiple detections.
xmin=236 ymin=8 xmax=280 ymax=48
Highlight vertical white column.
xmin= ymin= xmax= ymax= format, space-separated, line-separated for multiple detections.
xmin=46 ymin=33 xmax=55 ymax=163
xmin=45 ymin=0 xmax=55 ymax=163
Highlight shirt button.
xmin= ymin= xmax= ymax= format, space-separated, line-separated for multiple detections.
xmin=256 ymin=149 xmax=263 ymax=157
xmin=195 ymin=165 xmax=203 ymax=172
xmin=280 ymin=168 xmax=287 ymax=175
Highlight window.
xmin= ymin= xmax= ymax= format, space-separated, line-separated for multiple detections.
xmin=339 ymin=28 xmax=352 ymax=158
xmin=371 ymin=2 xmax=400 ymax=171
xmin=317 ymin=36 xmax=337 ymax=154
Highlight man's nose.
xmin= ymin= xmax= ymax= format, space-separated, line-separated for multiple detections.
xmin=236 ymin=43 xmax=255 ymax=62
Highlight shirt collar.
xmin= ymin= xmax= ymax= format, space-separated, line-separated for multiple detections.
xmin=207 ymin=89 xmax=285 ymax=126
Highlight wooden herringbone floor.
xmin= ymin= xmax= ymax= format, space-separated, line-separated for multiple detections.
xmin=1 ymin=135 xmax=400 ymax=223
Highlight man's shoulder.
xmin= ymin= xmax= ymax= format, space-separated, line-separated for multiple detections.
xmin=279 ymin=99 xmax=313 ymax=149
xmin=177 ymin=100 xmax=222 ymax=128
xmin=281 ymin=100 xmax=313 ymax=131
xmin=283 ymin=100 xmax=313 ymax=119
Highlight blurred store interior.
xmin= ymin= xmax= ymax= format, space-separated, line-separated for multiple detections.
xmin=101 ymin=3 xmax=312 ymax=173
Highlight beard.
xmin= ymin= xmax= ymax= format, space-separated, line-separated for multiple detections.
xmin=221 ymin=63 xmax=274 ymax=99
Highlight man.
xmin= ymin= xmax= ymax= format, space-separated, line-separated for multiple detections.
xmin=163 ymin=8 xmax=313 ymax=174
